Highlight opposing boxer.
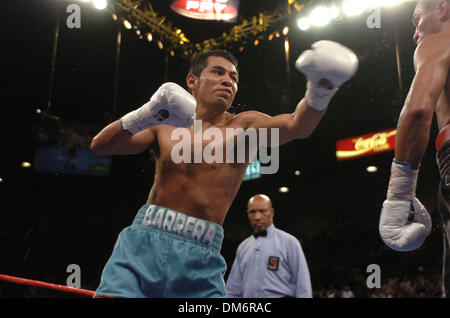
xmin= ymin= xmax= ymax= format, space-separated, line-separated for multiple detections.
xmin=378 ymin=0 xmax=450 ymax=297
xmin=91 ymin=43 xmax=358 ymax=298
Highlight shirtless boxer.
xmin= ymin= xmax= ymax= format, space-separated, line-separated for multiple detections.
xmin=379 ymin=0 xmax=450 ymax=297
xmin=90 ymin=44 xmax=358 ymax=298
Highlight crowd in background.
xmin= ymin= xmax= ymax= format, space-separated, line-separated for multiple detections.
xmin=315 ymin=274 xmax=443 ymax=298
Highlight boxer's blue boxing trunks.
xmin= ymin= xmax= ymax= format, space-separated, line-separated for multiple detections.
xmin=94 ymin=204 xmax=227 ymax=298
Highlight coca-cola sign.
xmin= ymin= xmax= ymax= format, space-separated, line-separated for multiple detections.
xmin=170 ymin=0 xmax=239 ymax=21
xmin=336 ymin=128 xmax=397 ymax=161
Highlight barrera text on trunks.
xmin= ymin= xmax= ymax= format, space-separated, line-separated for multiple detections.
xmin=170 ymin=120 xmax=279 ymax=174
xmin=141 ymin=205 xmax=219 ymax=247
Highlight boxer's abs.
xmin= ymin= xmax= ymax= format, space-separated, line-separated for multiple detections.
xmin=146 ymin=123 xmax=252 ymax=225
xmin=147 ymin=159 xmax=248 ymax=226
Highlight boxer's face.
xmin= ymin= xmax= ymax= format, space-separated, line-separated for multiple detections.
xmin=247 ymin=198 xmax=274 ymax=232
xmin=188 ymin=56 xmax=238 ymax=111
xmin=413 ymin=1 xmax=442 ymax=44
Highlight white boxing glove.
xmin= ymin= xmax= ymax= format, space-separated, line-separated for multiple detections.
xmin=120 ymin=82 xmax=196 ymax=134
xmin=379 ymin=160 xmax=432 ymax=252
xmin=295 ymin=40 xmax=359 ymax=112
xmin=380 ymin=198 xmax=431 ymax=252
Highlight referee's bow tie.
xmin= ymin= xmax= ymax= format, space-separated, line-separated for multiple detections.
xmin=253 ymin=230 xmax=267 ymax=238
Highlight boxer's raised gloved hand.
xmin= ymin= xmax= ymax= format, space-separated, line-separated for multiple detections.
xmin=120 ymin=82 xmax=196 ymax=134
xmin=295 ymin=40 xmax=359 ymax=112
xmin=379 ymin=160 xmax=432 ymax=252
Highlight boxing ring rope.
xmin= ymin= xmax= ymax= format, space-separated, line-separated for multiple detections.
xmin=0 ymin=274 xmax=95 ymax=297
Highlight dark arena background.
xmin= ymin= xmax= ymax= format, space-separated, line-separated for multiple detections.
xmin=0 ymin=0 xmax=445 ymax=299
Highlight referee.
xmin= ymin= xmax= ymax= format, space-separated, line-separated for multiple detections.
xmin=226 ymin=194 xmax=312 ymax=298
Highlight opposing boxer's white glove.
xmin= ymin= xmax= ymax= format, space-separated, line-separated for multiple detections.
xmin=379 ymin=160 xmax=432 ymax=252
xmin=120 ymin=82 xmax=196 ymax=134
xmin=295 ymin=40 xmax=359 ymax=112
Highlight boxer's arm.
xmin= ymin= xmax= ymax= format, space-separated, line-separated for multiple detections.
xmin=244 ymin=41 xmax=357 ymax=146
xmin=90 ymin=120 xmax=156 ymax=155
xmin=379 ymin=35 xmax=447 ymax=252
xmin=395 ymin=36 xmax=450 ymax=164
xmin=246 ymin=98 xmax=325 ymax=146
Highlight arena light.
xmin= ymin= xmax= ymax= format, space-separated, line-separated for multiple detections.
xmin=93 ymin=0 xmax=107 ymax=10
xmin=381 ymin=0 xmax=407 ymax=7
xmin=123 ymin=19 xmax=132 ymax=30
xmin=364 ymin=0 xmax=383 ymax=9
xmin=279 ymin=187 xmax=289 ymax=193
xmin=329 ymin=5 xmax=340 ymax=19
xmin=21 ymin=162 xmax=32 ymax=168
xmin=368 ymin=0 xmax=403 ymax=7
xmin=0 ymin=178 xmax=3 ymax=183
xmin=297 ymin=17 xmax=311 ymax=31
xmin=146 ymin=32 xmax=153 ymax=42
xmin=294 ymin=170 xmax=301 ymax=176
xmin=310 ymin=6 xmax=333 ymax=27
xmin=294 ymin=0 xmax=412 ymax=33
xmin=366 ymin=166 xmax=378 ymax=173
xmin=342 ymin=0 xmax=367 ymax=16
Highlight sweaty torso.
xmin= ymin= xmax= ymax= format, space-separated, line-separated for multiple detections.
xmin=436 ymin=74 xmax=450 ymax=131
xmin=432 ymin=32 xmax=450 ymax=131
xmin=145 ymin=112 xmax=257 ymax=225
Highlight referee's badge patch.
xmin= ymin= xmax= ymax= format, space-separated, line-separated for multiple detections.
xmin=267 ymin=256 xmax=279 ymax=271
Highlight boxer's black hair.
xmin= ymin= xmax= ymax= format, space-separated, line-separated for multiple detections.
xmin=189 ymin=50 xmax=238 ymax=77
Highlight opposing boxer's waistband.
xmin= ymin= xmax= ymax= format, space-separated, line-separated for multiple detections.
xmin=436 ymin=124 xmax=450 ymax=152
xmin=133 ymin=204 xmax=224 ymax=251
